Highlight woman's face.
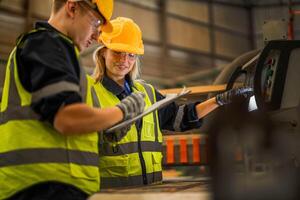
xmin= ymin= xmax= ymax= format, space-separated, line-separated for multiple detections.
xmin=103 ymin=48 xmax=137 ymax=80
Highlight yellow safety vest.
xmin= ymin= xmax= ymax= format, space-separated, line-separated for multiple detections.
xmin=0 ymin=29 xmax=100 ymax=199
xmin=92 ymin=79 xmax=163 ymax=188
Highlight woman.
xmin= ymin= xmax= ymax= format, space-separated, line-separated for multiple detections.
xmin=92 ymin=17 xmax=253 ymax=189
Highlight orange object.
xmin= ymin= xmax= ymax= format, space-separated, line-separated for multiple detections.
xmin=192 ymin=137 xmax=200 ymax=163
xmin=166 ymin=139 xmax=174 ymax=164
xmin=179 ymin=138 xmax=188 ymax=163
xmin=235 ymin=147 xmax=243 ymax=161
xmin=204 ymin=137 xmax=209 ymax=164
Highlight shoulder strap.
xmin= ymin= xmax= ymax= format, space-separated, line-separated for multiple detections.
xmin=135 ymin=79 xmax=155 ymax=104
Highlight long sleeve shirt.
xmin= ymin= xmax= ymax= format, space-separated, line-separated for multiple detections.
xmin=100 ymin=74 xmax=202 ymax=132
xmin=16 ymin=21 xmax=82 ymax=124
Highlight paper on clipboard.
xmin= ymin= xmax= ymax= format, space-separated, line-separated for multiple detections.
xmin=105 ymin=87 xmax=191 ymax=133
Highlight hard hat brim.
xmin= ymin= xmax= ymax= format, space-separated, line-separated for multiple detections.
xmin=104 ymin=42 xmax=144 ymax=55
xmin=101 ymin=21 xmax=113 ymax=33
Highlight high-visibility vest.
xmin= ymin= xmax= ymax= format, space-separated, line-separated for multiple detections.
xmin=93 ymin=79 xmax=163 ymax=188
xmin=0 ymin=29 xmax=100 ymax=199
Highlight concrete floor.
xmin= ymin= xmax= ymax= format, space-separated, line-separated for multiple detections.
xmin=89 ymin=180 xmax=212 ymax=200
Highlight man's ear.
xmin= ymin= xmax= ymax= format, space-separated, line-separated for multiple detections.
xmin=65 ymin=1 xmax=77 ymax=19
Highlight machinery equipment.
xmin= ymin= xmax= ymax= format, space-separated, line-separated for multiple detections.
xmin=211 ymin=40 xmax=300 ymax=200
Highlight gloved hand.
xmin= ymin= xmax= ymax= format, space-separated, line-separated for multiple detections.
xmin=216 ymin=87 xmax=254 ymax=106
xmin=116 ymin=91 xmax=146 ymax=121
xmin=104 ymin=125 xmax=131 ymax=142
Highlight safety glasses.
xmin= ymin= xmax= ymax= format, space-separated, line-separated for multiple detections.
xmin=69 ymin=0 xmax=105 ymax=27
xmin=112 ymin=50 xmax=137 ymax=61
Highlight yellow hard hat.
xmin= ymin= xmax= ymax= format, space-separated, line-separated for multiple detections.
xmin=72 ymin=0 xmax=114 ymax=32
xmin=92 ymin=0 xmax=113 ymax=32
xmin=98 ymin=17 xmax=144 ymax=55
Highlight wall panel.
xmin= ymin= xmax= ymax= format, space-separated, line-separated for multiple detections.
xmin=0 ymin=0 xmax=23 ymax=12
xmin=0 ymin=13 xmax=25 ymax=59
xmin=30 ymin=0 xmax=51 ymax=18
xmin=253 ymin=6 xmax=288 ymax=34
xmin=215 ymin=31 xmax=251 ymax=58
xmin=113 ymin=1 xmax=160 ymax=42
xmin=216 ymin=0 xmax=247 ymax=5
xmin=213 ymin=4 xmax=249 ymax=34
xmin=254 ymin=36 xmax=264 ymax=48
xmin=167 ymin=17 xmax=210 ymax=53
xmin=121 ymin=0 xmax=159 ymax=9
xmin=166 ymin=1 xmax=209 ymax=23
xmin=0 ymin=44 xmax=14 ymax=59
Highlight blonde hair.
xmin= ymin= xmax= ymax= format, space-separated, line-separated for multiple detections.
xmin=92 ymin=46 xmax=141 ymax=83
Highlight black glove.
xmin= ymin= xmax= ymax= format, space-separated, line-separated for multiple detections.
xmin=216 ymin=87 xmax=254 ymax=106
xmin=116 ymin=92 xmax=146 ymax=121
xmin=104 ymin=125 xmax=132 ymax=142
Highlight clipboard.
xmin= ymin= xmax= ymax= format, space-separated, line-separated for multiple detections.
xmin=105 ymin=87 xmax=191 ymax=133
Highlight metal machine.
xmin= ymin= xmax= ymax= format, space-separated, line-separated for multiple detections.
xmin=211 ymin=40 xmax=300 ymax=200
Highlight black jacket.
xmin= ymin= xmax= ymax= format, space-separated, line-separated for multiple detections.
xmin=17 ymin=22 xmax=82 ymax=124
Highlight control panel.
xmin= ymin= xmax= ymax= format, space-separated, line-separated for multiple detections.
xmin=260 ymin=50 xmax=280 ymax=103
xmin=254 ymin=40 xmax=300 ymax=111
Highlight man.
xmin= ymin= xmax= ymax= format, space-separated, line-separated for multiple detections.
xmin=0 ymin=0 xmax=145 ymax=199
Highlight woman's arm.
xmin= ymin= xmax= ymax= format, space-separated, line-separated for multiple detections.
xmin=156 ymin=90 xmax=202 ymax=132
xmin=195 ymin=97 xmax=220 ymax=119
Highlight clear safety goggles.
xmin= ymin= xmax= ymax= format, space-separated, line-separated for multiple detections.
xmin=68 ymin=0 xmax=105 ymax=27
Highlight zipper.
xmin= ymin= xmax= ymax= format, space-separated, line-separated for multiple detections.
xmin=136 ymin=120 xmax=147 ymax=185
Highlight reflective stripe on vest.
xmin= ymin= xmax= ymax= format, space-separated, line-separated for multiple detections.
xmin=93 ymin=79 xmax=163 ymax=188
xmin=0 ymin=29 xmax=99 ymax=199
xmin=135 ymin=80 xmax=159 ymax=143
xmin=0 ymin=48 xmax=39 ymax=124
xmin=100 ymin=141 xmax=162 ymax=156
xmin=0 ymin=148 xmax=98 ymax=167
xmin=101 ymin=171 xmax=162 ymax=189
xmin=32 ymin=81 xmax=80 ymax=103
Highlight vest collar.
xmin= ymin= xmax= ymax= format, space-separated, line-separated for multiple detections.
xmin=101 ymin=74 xmax=134 ymax=96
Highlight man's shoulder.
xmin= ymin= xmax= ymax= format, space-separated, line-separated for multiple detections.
xmin=17 ymin=27 xmax=75 ymax=59
xmin=23 ymin=28 xmax=69 ymax=47
xmin=31 ymin=22 xmax=69 ymax=41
